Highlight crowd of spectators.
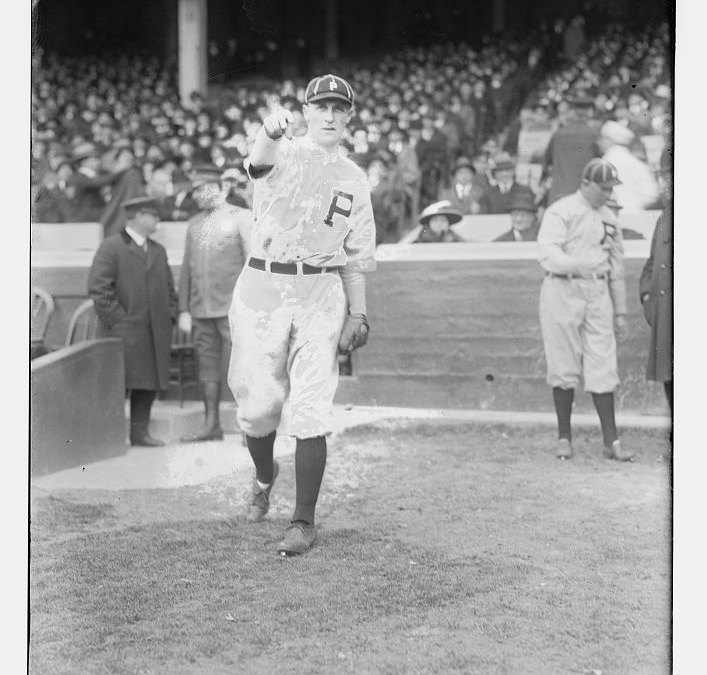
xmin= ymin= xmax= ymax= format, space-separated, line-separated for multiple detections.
xmin=31 ymin=14 xmax=672 ymax=245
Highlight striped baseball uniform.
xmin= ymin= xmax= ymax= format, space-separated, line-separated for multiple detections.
xmin=537 ymin=189 xmax=627 ymax=393
xmin=228 ymin=135 xmax=376 ymax=438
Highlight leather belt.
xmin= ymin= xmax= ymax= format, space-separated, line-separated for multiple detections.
xmin=248 ymin=257 xmax=338 ymax=275
xmin=547 ymin=272 xmax=607 ymax=281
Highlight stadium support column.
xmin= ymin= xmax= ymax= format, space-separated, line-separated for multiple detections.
xmin=491 ymin=0 xmax=505 ymax=33
xmin=178 ymin=0 xmax=207 ymax=107
xmin=325 ymin=0 xmax=338 ymax=62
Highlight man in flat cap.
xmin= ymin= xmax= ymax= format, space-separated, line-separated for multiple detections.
xmin=88 ymin=195 xmax=178 ymax=447
xmin=177 ymin=165 xmax=251 ymax=443
xmin=537 ymin=157 xmax=633 ymax=462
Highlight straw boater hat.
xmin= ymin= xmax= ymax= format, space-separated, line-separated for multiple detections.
xmin=419 ymin=200 xmax=463 ymax=226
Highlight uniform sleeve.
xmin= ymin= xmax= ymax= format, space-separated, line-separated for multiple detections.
xmin=87 ymin=242 xmax=126 ymax=328
xmin=537 ymin=205 xmax=585 ymax=275
xmin=178 ymin=225 xmax=193 ymax=313
xmin=245 ymin=137 xmax=294 ymax=182
xmin=343 ymin=178 xmax=377 ymax=273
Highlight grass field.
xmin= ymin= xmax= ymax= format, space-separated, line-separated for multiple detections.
xmin=30 ymin=420 xmax=672 ymax=675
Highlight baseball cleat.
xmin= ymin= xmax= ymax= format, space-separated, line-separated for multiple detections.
xmin=603 ymin=439 xmax=635 ymax=462
xmin=247 ymin=460 xmax=279 ymax=522
xmin=555 ymin=438 xmax=573 ymax=459
xmin=276 ymin=521 xmax=316 ymax=556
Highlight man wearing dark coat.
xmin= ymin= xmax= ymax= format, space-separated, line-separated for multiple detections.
xmin=88 ymin=196 xmax=179 ymax=446
xmin=639 ymin=148 xmax=673 ymax=412
xmin=543 ymin=96 xmax=600 ymax=205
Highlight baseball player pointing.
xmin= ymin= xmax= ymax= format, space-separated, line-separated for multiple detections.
xmin=228 ymin=74 xmax=376 ymax=555
xmin=537 ymin=158 xmax=634 ymax=462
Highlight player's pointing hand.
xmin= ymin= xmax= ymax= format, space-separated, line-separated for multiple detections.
xmin=263 ymin=108 xmax=294 ymax=140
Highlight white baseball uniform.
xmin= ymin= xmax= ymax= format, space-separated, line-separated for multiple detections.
xmin=228 ymin=135 xmax=376 ymax=438
xmin=537 ymin=189 xmax=627 ymax=393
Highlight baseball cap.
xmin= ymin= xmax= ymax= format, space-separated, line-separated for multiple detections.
xmin=304 ymin=74 xmax=355 ymax=107
xmin=581 ymin=158 xmax=622 ymax=187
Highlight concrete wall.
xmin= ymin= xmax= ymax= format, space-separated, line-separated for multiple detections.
xmin=31 ymin=221 xmax=667 ymax=417
xmin=31 ymin=339 xmax=127 ymax=476
xmin=336 ymin=251 xmax=667 ymax=416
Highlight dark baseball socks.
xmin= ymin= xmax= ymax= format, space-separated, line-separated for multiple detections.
xmin=292 ymin=435 xmax=327 ymax=526
xmin=246 ymin=431 xmax=277 ymax=485
xmin=591 ymin=392 xmax=619 ymax=447
xmin=553 ymin=386 xmax=574 ymax=441
xmin=553 ymin=388 xmax=619 ymax=448
xmin=246 ymin=432 xmax=327 ymax=525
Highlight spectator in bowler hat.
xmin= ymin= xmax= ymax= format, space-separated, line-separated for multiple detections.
xmin=494 ymin=188 xmax=540 ymax=241
xmin=88 ymin=195 xmax=178 ymax=447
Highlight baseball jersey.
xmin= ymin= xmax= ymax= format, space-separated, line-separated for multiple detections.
xmin=246 ymin=136 xmax=377 ymax=272
xmin=537 ymin=189 xmax=627 ymax=314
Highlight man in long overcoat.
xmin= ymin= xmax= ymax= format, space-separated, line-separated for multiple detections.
xmin=639 ymin=147 xmax=673 ymax=412
xmin=88 ymin=196 xmax=178 ymax=446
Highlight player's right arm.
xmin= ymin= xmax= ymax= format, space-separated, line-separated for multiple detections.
xmin=247 ymin=108 xmax=294 ymax=177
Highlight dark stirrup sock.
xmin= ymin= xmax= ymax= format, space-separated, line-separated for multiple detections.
xmin=246 ymin=431 xmax=277 ymax=484
xmin=292 ymin=435 xmax=327 ymax=525
xmin=552 ymin=387 xmax=575 ymax=441
xmin=591 ymin=392 xmax=618 ymax=447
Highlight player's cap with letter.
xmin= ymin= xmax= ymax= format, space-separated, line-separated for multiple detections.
xmin=122 ymin=195 xmax=161 ymax=216
xmin=581 ymin=158 xmax=622 ymax=187
xmin=304 ymin=74 xmax=355 ymax=107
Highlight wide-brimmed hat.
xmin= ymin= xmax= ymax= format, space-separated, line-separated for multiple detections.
xmin=418 ymin=200 xmax=463 ymax=226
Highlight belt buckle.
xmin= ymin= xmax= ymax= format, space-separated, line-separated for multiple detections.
xmin=265 ymin=259 xmax=272 ymax=273
xmin=296 ymin=261 xmax=304 ymax=275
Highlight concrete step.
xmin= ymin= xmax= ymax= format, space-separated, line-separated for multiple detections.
xmin=129 ymin=401 xmax=242 ymax=444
